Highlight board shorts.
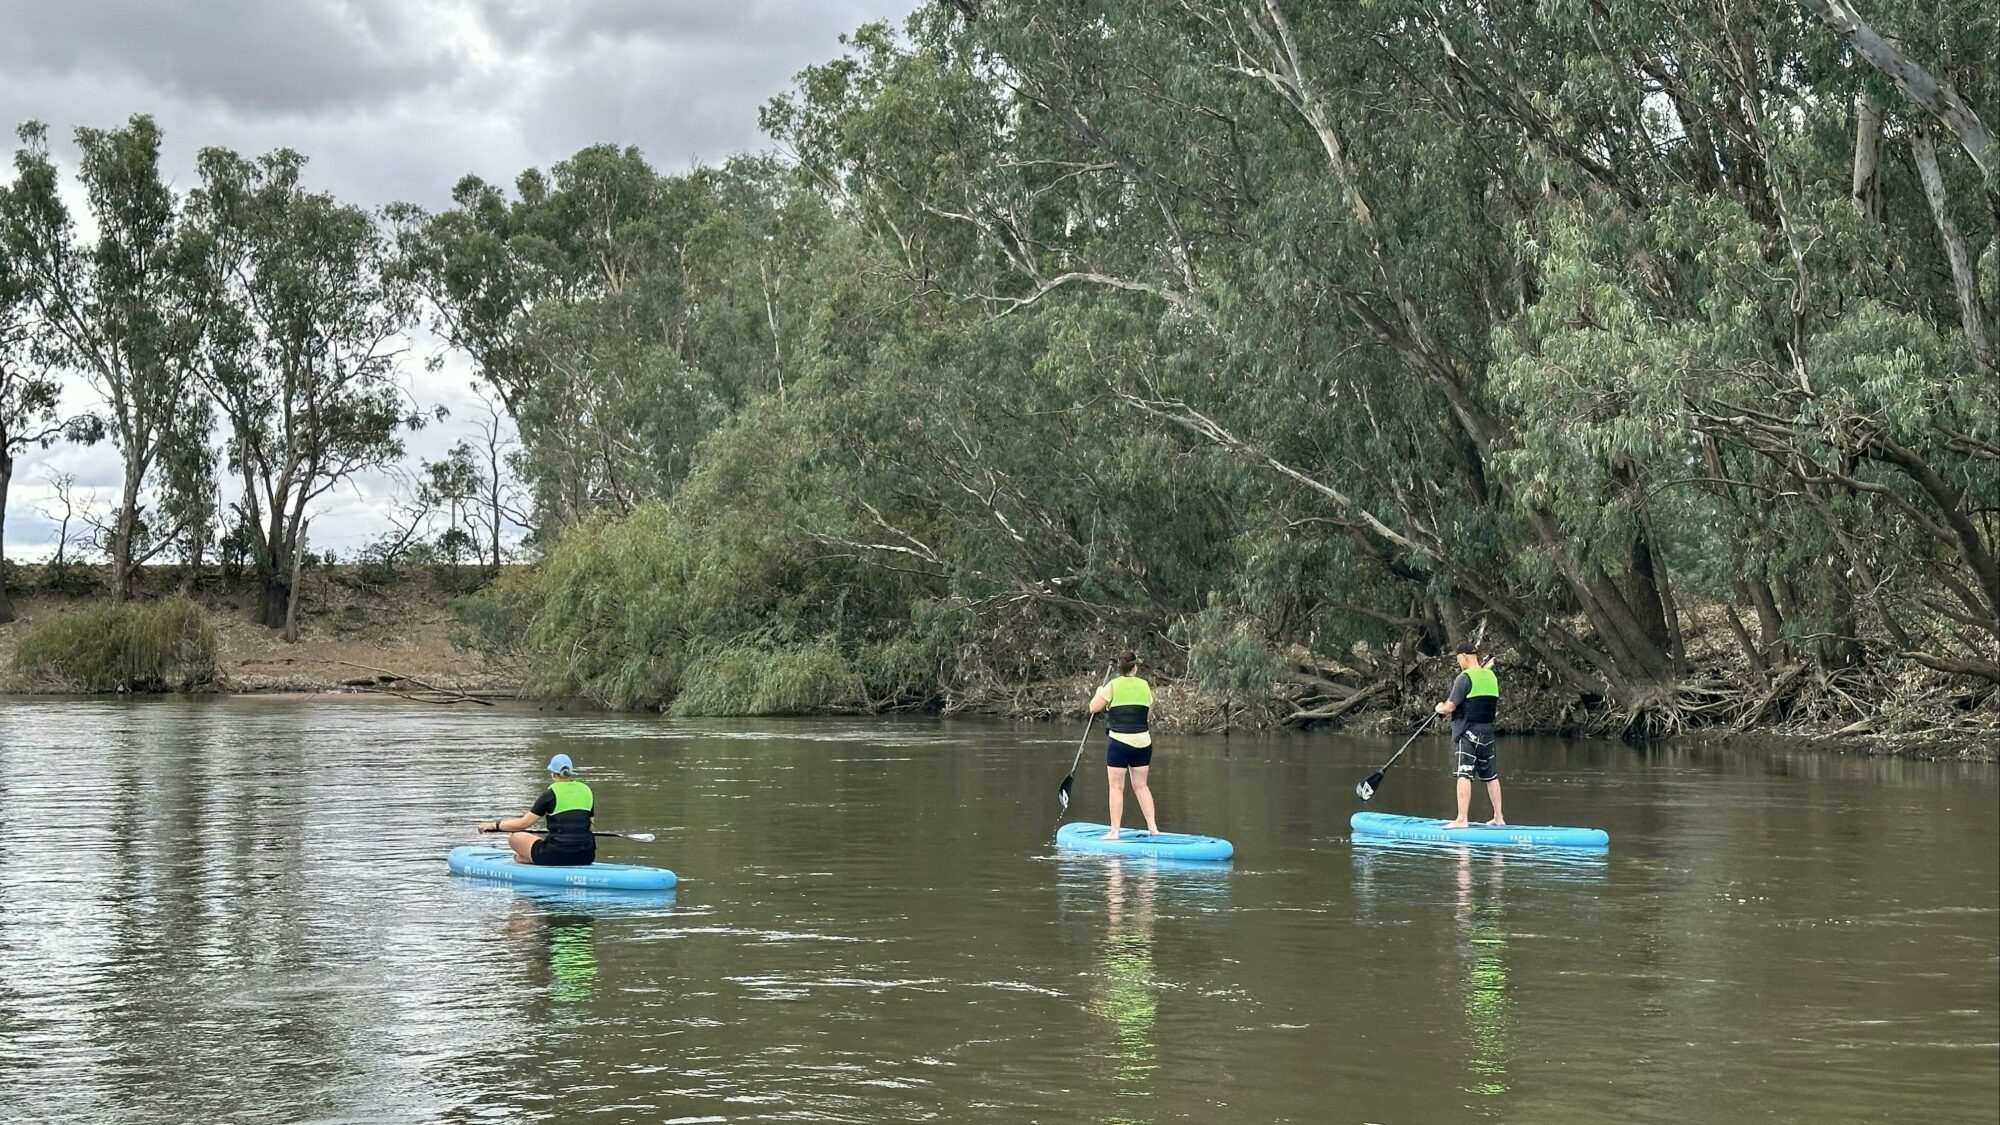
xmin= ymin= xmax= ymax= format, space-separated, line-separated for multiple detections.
xmin=530 ymin=837 xmax=596 ymax=867
xmin=1452 ymin=725 xmax=1498 ymax=782
xmin=1106 ymin=736 xmax=1154 ymax=769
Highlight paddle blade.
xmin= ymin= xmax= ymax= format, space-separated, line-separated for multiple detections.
xmin=1057 ymin=773 xmax=1074 ymax=810
xmin=1355 ymin=771 xmax=1384 ymax=801
xmin=625 ymin=833 xmax=656 ymax=843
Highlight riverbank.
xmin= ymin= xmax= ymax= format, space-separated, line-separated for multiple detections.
xmin=0 ymin=564 xmax=520 ymax=702
xmin=1 ymin=564 xmax=1990 ymax=759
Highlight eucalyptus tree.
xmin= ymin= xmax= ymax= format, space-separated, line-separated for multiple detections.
xmin=187 ymin=146 xmax=421 ymax=630
xmin=765 ymin=0 xmax=1997 ymax=725
xmin=0 ymin=115 xmax=208 ymax=601
xmin=400 ymin=149 xmax=844 ymax=529
xmin=388 ymin=176 xmax=539 ymax=420
xmin=0 ymin=218 xmax=73 ymax=621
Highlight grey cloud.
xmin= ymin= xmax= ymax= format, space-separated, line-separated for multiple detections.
xmin=474 ymin=0 xmax=886 ymax=55
xmin=484 ymin=1 xmax=913 ymax=180
xmin=0 ymin=0 xmax=451 ymax=118
xmin=2 ymin=0 xmax=914 ymax=208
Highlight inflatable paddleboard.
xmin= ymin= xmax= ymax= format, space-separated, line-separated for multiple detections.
xmin=1350 ymin=812 xmax=1608 ymax=849
xmin=446 ymin=845 xmax=678 ymax=891
xmin=1056 ymin=822 xmax=1234 ymax=861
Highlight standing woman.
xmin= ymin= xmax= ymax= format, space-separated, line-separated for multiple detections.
xmin=1088 ymin=651 xmax=1160 ymax=839
xmin=478 ymin=753 xmax=596 ymax=866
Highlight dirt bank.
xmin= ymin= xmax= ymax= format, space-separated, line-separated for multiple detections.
xmin=0 ymin=564 xmax=521 ymax=700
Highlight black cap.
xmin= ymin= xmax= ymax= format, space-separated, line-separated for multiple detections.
xmin=1454 ymin=641 xmax=1480 ymax=655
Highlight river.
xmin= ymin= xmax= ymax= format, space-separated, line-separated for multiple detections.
xmin=0 ymin=698 xmax=1992 ymax=1123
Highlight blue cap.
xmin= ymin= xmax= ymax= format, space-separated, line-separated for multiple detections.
xmin=547 ymin=753 xmax=574 ymax=774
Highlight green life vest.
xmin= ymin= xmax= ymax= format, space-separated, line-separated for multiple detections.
xmin=542 ymin=778 xmax=596 ymax=852
xmin=1462 ymin=666 xmax=1499 ymax=723
xmin=1106 ymin=675 xmax=1152 ymax=734
xmin=549 ymin=779 xmax=594 ymax=814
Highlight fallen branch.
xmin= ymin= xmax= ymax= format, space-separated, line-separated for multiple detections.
xmin=1281 ymin=679 xmax=1392 ymax=727
xmin=332 ymin=660 xmax=494 ymax=706
xmin=1907 ymin=651 xmax=2000 ymax=686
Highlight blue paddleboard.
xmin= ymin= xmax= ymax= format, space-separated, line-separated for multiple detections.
xmin=1350 ymin=812 xmax=1608 ymax=849
xmin=447 ymin=845 xmax=678 ymax=891
xmin=1056 ymin=822 xmax=1234 ymax=861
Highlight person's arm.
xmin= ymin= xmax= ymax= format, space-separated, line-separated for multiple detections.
xmin=480 ymin=810 xmax=536 ymax=833
xmin=1435 ymin=672 xmax=1470 ymax=715
xmin=480 ymin=789 xmax=555 ymax=834
xmin=1088 ymin=684 xmax=1112 ymax=714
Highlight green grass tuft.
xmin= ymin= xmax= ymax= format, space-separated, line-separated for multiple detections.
xmin=13 ymin=596 xmax=220 ymax=692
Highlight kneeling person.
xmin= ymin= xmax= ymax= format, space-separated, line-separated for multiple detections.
xmin=479 ymin=753 xmax=596 ymax=866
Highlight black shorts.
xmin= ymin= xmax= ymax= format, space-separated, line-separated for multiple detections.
xmin=530 ymin=838 xmax=595 ymax=867
xmin=1453 ymin=726 xmax=1498 ymax=782
xmin=1106 ymin=737 xmax=1153 ymax=769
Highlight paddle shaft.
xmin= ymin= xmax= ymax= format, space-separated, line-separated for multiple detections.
xmin=1058 ymin=662 xmax=1116 ymax=807
xmin=480 ymin=826 xmax=656 ymax=842
xmin=1064 ymin=711 xmax=1097 ymax=778
xmin=1373 ymin=711 xmax=1438 ymax=774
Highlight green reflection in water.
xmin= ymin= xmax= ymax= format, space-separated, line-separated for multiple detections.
xmin=547 ymin=916 xmax=599 ymax=1009
xmin=1090 ymin=864 xmax=1159 ymax=1121
xmin=1456 ymin=852 xmax=1511 ymax=1099
xmin=507 ymin=905 xmax=599 ymax=1027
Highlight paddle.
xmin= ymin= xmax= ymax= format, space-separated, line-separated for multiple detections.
xmin=1354 ymin=712 xmax=1438 ymax=801
xmin=480 ymin=825 xmax=658 ymax=843
xmin=1057 ymin=662 xmax=1115 ymax=813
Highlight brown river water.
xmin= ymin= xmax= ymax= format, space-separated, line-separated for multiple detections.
xmin=0 ymin=698 xmax=1993 ymax=1123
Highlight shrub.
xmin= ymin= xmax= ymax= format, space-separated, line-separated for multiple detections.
xmin=13 ymin=595 xmax=219 ymax=692
xmin=449 ymin=565 xmax=540 ymax=658
xmin=668 ymin=642 xmax=862 ymax=717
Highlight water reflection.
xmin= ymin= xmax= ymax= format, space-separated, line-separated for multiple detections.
xmin=1350 ymin=835 xmax=1609 ymax=886
xmin=1350 ymin=839 xmax=1609 ymax=1110
xmin=509 ymin=906 xmax=599 ymax=1017
xmin=1094 ymin=861 xmax=1160 ymax=1113
xmin=488 ymin=883 xmax=678 ymax=1028
xmin=1054 ymin=856 xmax=1234 ymax=1122
xmin=1455 ymin=849 xmax=1511 ymax=1100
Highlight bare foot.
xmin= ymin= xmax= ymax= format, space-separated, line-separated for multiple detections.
xmin=1486 ymin=818 xmax=1506 ymax=826
xmin=1105 ymin=829 xmax=1121 ymax=840
xmin=1441 ymin=819 xmax=1470 ymax=829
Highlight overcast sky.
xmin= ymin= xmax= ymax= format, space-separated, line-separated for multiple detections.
xmin=0 ymin=0 xmax=917 ymax=562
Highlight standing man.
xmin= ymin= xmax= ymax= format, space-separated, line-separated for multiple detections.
xmin=1088 ymin=650 xmax=1161 ymax=839
xmin=1435 ymin=643 xmax=1503 ymax=828
xmin=478 ymin=753 xmax=597 ymax=866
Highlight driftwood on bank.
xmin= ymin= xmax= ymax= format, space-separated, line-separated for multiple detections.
xmin=331 ymin=660 xmax=495 ymax=706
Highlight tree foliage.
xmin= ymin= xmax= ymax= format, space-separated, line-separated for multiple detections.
xmin=187 ymin=146 xmax=420 ymax=627
xmin=0 ymin=116 xmax=208 ymax=602
xmin=476 ymin=0 xmax=1994 ymax=730
xmin=8 ymin=2 xmax=1994 ymax=732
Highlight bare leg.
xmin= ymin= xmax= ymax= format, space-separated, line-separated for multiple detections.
xmin=1106 ymin=766 xmax=1126 ymax=838
xmin=507 ymin=831 xmax=537 ymax=863
xmin=1485 ymin=779 xmax=1505 ymax=825
xmin=1443 ymin=777 xmax=1472 ymax=828
xmin=1128 ymin=765 xmax=1160 ymax=834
